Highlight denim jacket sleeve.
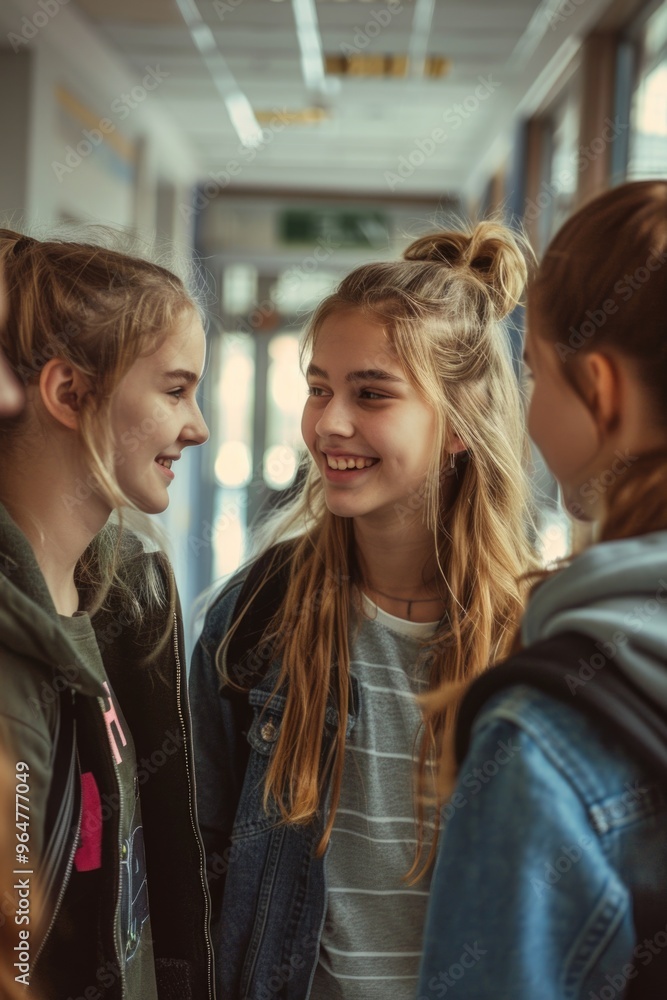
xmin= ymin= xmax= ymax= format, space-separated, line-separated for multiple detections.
xmin=417 ymin=685 xmax=660 ymax=1000
xmin=189 ymin=582 xmax=252 ymax=933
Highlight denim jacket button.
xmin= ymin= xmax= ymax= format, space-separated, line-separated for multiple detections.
xmin=261 ymin=720 xmax=278 ymax=743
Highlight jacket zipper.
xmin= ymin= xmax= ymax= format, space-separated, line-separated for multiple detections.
xmin=172 ymin=612 xmax=215 ymax=1000
xmin=111 ymin=747 xmax=126 ymax=998
xmin=31 ymin=751 xmax=82 ymax=974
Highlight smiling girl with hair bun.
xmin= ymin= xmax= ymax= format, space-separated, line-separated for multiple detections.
xmin=0 ymin=229 xmax=212 ymax=999
xmin=191 ymin=219 xmax=536 ymax=999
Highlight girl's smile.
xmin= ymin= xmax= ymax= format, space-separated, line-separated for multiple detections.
xmin=155 ymin=454 xmax=178 ymax=480
xmin=323 ymin=452 xmax=379 ymax=471
xmin=321 ymin=450 xmax=380 ymax=484
xmin=301 ymin=308 xmax=436 ymax=525
xmin=110 ymin=312 xmax=209 ymax=514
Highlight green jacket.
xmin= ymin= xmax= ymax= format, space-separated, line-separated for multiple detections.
xmin=0 ymin=502 xmax=215 ymax=999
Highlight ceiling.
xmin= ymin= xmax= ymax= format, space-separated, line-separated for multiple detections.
xmin=41 ymin=0 xmax=623 ymax=199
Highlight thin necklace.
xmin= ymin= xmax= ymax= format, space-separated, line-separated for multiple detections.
xmin=367 ymin=586 xmax=442 ymax=620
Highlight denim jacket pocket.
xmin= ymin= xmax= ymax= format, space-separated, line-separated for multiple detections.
xmin=233 ymin=678 xmax=359 ymax=843
xmin=231 ymin=688 xmax=286 ymax=839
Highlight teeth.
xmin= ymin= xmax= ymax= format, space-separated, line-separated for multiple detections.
xmin=326 ymin=455 xmax=376 ymax=471
xmin=157 ymin=458 xmax=172 ymax=469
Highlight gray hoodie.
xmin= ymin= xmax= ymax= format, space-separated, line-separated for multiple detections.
xmin=522 ymin=530 xmax=667 ymax=710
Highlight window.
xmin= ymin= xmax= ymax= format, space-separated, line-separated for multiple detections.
xmin=211 ymin=334 xmax=255 ymax=580
xmin=264 ymin=334 xmax=307 ymax=491
xmin=627 ymin=1 xmax=667 ymax=179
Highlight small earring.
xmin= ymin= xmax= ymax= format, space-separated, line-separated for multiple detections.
xmin=449 ymin=452 xmax=455 ymax=469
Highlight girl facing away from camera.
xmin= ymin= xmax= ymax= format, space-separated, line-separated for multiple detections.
xmin=190 ymin=221 xmax=536 ymax=1000
xmin=418 ymin=180 xmax=667 ymax=1000
xmin=0 ymin=231 xmax=213 ymax=999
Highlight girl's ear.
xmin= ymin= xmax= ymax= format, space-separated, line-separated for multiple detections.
xmin=39 ymin=358 xmax=90 ymax=430
xmin=447 ymin=432 xmax=468 ymax=455
xmin=576 ymin=351 xmax=621 ymax=436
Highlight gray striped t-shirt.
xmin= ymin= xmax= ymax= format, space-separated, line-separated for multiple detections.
xmin=311 ymin=597 xmax=437 ymax=999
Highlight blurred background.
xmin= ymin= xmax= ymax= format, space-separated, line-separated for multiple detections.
xmin=1 ymin=0 xmax=665 ymax=642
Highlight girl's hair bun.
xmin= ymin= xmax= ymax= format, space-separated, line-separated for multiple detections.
xmin=403 ymin=221 xmax=533 ymax=320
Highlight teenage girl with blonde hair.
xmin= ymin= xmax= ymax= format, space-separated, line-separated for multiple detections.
xmin=0 ymin=231 xmax=213 ymax=999
xmin=419 ymin=180 xmax=667 ymax=999
xmin=191 ymin=220 xmax=536 ymax=999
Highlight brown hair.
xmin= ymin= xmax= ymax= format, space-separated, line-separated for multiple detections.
xmin=528 ymin=180 xmax=667 ymax=541
xmin=219 ymin=220 xmax=537 ymax=875
xmin=0 ymin=228 xmax=199 ymax=619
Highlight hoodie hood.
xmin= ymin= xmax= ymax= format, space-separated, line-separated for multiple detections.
xmin=0 ymin=501 xmax=105 ymax=696
xmin=523 ymin=530 xmax=667 ymax=711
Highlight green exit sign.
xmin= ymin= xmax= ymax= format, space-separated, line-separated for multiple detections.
xmin=279 ymin=209 xmax=391 ymax=249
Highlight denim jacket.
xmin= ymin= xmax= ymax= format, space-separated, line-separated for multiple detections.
xmin=190 ymin=579 xmax=360 ymax=1000
xmin=418 ymin=684 xmax=667 ymax=1000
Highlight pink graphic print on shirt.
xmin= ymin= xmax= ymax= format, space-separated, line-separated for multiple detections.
xmin=101 ymin=681 xmax=128 ymax=764
xmin=75 ymin=771 xmax=103 ymax=872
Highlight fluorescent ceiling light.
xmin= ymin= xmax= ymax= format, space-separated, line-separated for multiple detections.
xmin=174 ymin=0 xmax=262 ymax=148
xmin=291 ymin=0 xmax=326 ymax=91
xmin=190 ymin=21 xmax=217 ymax=56
xmin=225 ymin=92 xmax=264 ymax=146
xmin=511 ymin=0 xmax=566 ymax=67
xmin=407 ymin=0 xmax=435 ymax=78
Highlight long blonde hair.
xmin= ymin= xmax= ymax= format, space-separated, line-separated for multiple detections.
xmin=0 ymin=228 xmax=200 ymax=625
xmin=219 ymin=220 xmax=536 ymax=872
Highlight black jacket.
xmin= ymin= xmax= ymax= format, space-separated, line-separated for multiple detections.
xmin=0 ymin=503 xmax=215 ymax=999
